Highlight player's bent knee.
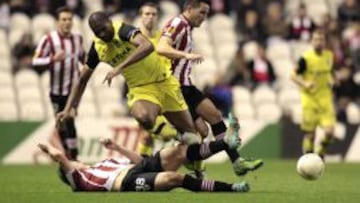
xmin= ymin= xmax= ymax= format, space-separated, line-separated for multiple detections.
xmin=180 ymin=132 xmax=201 ymax=144
xmin=135 ymin=114 xmax=155 ymax=130
xmin=164 ymin=172 xmax=183 ymax=187
xmin=197 ymin=125 xmax=209 ymax=139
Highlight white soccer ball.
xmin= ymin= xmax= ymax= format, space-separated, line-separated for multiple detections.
xmin=296 ymin=153 xmax=325 ymax=180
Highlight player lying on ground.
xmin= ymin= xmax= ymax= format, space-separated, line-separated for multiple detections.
xmin=38 ymin=119 xmax=251 ymax=192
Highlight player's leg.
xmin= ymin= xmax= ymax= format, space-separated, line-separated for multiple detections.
xmin=197 ymin=98 xmax=263 ymax=175
xmin=130 ymin=100 xmax=161 ymax=130
xmin=137 ymin=129 xmax=154 ymax=157
xmin=301 ymin=107 xmax=318 ymax=154
xmin=317 ymin=105 xmax=336 ymax=158
xmin=158 ymin=122 xmax=241 ymax=172
xmin=185 ymin=86 xmax=263 ymax=173
xmin=196 ymin=98 xmax=240 ymax=161
xmin=153 ymin=171 xmax=249 ymax=192
xmin=137 ymin=116 xmax=178 ymax=157
xmin=51 ymin=95 xmax=78 ymax=160
xmin=122 ymin=170 xmax=248 ymax=192
xmin=302 ymin=131 xmax=316 ymax=153
xmin=62 ymin=117 xmax=78 ymax=160
xmin=194 ymin=117 xmax=209 ymax=139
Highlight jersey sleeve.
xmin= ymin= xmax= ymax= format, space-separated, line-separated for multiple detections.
xmin=118 ymin=23 xmax=141 ymax=41
xmin=32 ymin=34 xmax=53 ymax=66
xmin=161 ymin=17 xmax=186 ymax=43
xmin=85 ymin=42 xmax=100 ymax=70
xmin=296 ymin=57 xmax=307 ymax=75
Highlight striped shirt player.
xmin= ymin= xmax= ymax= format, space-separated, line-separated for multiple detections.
xmin=157 ymin=1 xmax=265 ymax=175
xmin=32 ymin=7 xmax=84 ymax=160
xmin=66 ymin=158 xmax=133 ymax=191
xmin=40 ymin=128 xmax=250 ymax=193
xmin=162 ymin=15 xmax=193 ymax=86
xmin=160 ymin=13 xmax=211 ymax=122
xmin=33 ymin=31 xmax=85 ymax=98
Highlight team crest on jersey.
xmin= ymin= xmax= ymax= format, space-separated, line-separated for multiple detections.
xmin=166 ymin=26 xmax=176 ymax=35
xmin=113 ymin=40 xmax=121 ymax=48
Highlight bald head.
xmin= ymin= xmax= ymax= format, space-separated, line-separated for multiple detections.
xmin=89 ymin=11 xmax=109 ymax=30
xmin=88 ymin=11 xmax=114 ymax=42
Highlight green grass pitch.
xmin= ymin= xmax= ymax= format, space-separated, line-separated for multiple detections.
xmin=1 ymin=160 xmax=359 ymax=203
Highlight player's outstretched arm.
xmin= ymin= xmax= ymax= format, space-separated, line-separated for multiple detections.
xmin=37 ymin=143 xmax=74 ymax=172
xmin=99 ymin=138 xmax=143 ymax=164
xmin=113 ymin=33 xmax=153 ymax=74
xmin=157 ymin=36 xmax=204 ymax=63
xmin=103 ymin=33 xmax=154 ymax=86
xmin=57 ymin=65 xmax=93 ymax=124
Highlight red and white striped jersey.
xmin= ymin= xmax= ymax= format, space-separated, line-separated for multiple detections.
xmin=162 ymin=15 xmax=193 ymax=86
xmin=33 ymin=31 xmax=85 ymax=96
xmin=66 ymin=158 xmax=132 ymax=192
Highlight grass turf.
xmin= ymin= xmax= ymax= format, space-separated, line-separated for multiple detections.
xmin=0 ymin=160 xmax=359 ymax=203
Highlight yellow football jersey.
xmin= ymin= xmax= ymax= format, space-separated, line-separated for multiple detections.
xmin=299 ymin=49 xmax=334 ymax=101
xmin=145 ymin=29 xmax=172 ymax=74
xmin=92 ymin=21 xmax=171 ymax=88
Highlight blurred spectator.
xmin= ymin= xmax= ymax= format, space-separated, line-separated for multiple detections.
xmin=32 ymin=0 xmax=51 ymax=14
xmin=204 ymin=85 xmax=233 ymax=117
xmin=321 ymin=13 xmax=340 ymax=39
xmin=334 ymin=65 xmax=359 ymax=122
xmin=50 ymin=0 xmax=85 ymax=18
xmin=0 ymin=1 xmax=9 ymax=30
xmin=12 ymin=33 xmax=35 ymax=73
xmin=209 ymin=0 xmax=231 ymax=16
xmin=9 ymin=0 xmax=32 ymax=16
xmin=343 ymin=22 xmax=360 ymax=71
xmin=328 ymin=36 xmax=346 ymax=67
xmin=103 ymin=0 xmax=121 ymax=16
xmin=289 ymin=3 xmax=316 ymax=41
xmin=219 ymin=46 xmax=249 ymax=87
xmin=119 ymin=0 xmax=142 ymax=19
xmin=337 ymin=0 xmax=360 ymax=30
xmin=246 ymin=44 xmax=276 ymax=88
xmin=236 ymin=0 xmax=258 ymax=25
xmin=238 ymin=9 xmax=266 ymax=43
xmin=262 ymin=1 xmax=288 ymax=39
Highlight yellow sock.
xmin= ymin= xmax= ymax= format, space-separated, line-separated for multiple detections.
xmin=137 ymin=142 xmax=153 ymax=157
xmin=316 ymin=136 xmax=334 ymax=156
xmin=194 ymin=160 xmax=206 ymax=171
xmin=302 ymin=137 xmax=314 ymax=154
xmin=184 ymin=161 xmax=206 ymax=172
xmin=152 ymin=116 xmax=177 ymax=140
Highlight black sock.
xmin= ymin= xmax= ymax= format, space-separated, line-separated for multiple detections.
xmin=211 ymin=121 xmax=240 ymax=162
xmin=182 ymin=175 xmax=233 ymax=192
xmin=58 ymin=119 xmax=78 ymax=160
xmin=186 ymin=140 xmax=227 ymax=161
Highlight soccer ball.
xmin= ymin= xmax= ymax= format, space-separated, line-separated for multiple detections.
xmin=296 ymin=153 xmax=324 ymax=180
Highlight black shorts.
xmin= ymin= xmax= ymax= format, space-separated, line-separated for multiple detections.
xmin=181 ymin=86 xmax=206 ymax=120
xmin=121 ymin=152 xmax=163 ymax=192
xmin=50 ymin=94 xmax=69 ymax=114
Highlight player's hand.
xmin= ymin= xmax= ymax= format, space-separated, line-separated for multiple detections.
xmin=69 ymin=107 xmax=77 ymax=117
xmin=38 ymin=143 xmax=50 ymax=154
xmin=103 ymin=71 xmax=116 ymax=87
xmin=53 ymin=50 xmax=66 ymax=62
xmin=185 ymin=53 xmax=204 ymax=64
xmin=56 ymin=110 xmax=72 ymax=126
xmin=38 ymin=143 xmax=63 ymax=160
xmin=303 ymin=81 xmax=315 ymax=90
xmin=99 ymin=137 xmax=119 ymax=150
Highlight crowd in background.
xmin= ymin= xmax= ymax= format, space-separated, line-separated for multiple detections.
xmin=0 ymin=0 xmax=359 ymax=123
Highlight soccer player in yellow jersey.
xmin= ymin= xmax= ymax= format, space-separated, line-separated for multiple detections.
xmin=291 ymin=30 xmax=336 ymax=159
xmin=135 ymin=2 xmax=178 ymax=157
xmin=56 ymin=11 xmax=202 ymax=148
